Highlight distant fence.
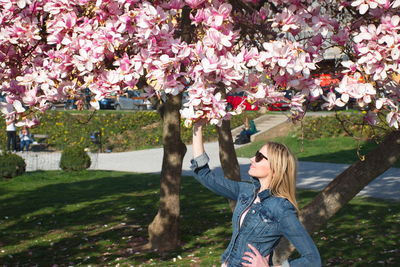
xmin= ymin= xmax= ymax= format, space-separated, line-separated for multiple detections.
xmin=18 ymin=152 xmax=99 ymax=172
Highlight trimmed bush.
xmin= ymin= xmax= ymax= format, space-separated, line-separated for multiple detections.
xmin=0 ymin=153 xmax=26 ymax=178
xmin=59 ymin=145 xmax=91 ymax=171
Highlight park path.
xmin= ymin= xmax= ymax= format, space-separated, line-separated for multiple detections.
xmin=17 ymin=113 xmax=400 ymax=201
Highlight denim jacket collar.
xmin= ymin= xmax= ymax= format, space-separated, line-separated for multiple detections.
xmin=250 ymin=176 xmax=272 ymax=201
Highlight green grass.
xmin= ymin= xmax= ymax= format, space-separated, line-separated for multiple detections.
xmin=236 ymin=136 xmax=400 ymax=168
xmin=0 ymin=171 xmax=399 ymax=266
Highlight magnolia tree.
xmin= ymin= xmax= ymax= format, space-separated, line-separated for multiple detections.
xmin=1 ymin=0 xmax=400 ymax=258
xmin=3 ymin=0 xmax=398 ymax=128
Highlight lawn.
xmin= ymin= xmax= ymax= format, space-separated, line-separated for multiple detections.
xmin=236 ymin=136 xmax=400 ymax=168
xmin=0 ymin=171 xmax=398 ymax=266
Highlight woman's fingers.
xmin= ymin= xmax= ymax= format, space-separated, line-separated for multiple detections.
xmin=242 ymin=255 xmax=253 ymax=262
xmin=243 ymin=251 xmax=255 ymax=257
xmin=242 ymin=244 xmax=270 ymax=267
xmin=242 ymin=254 xmax=254 ymax=267
xmin=247 ymin=243 xmax=261 ymax=256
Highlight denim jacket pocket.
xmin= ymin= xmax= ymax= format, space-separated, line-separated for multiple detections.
xmin=259 ymin=212 xmax=274 ymax=224
xmin=249 ymin=212 xmax=275 ymax=241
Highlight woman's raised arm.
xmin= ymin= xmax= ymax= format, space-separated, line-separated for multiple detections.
xmin=191 ymin=121 xmax=240 ymax=200
xmin=193 ymin=122 xmax=205 ymax=158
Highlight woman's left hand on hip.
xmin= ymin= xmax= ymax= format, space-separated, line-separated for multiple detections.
xmin=241 ymin=244 xmax=270 ymax=267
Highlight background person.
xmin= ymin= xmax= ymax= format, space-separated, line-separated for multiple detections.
xmin=6 ymin=118 xmax=17 ymax=152
xmin=191 ymin=121 xmax=321 ymax=267
xmin=19 ymin=127 xmax=33 ymax=152
xmin=235 ymin=117 xmax=258 ymax=145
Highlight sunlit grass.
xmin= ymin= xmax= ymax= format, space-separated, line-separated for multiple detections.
xmin=236 ymin=136 xmax=400 ymax=168
xmin=0 ymin=170 xmax=398 ymax=266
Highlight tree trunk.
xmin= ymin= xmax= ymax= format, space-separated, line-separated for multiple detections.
xmin=145 ymin=5 xmax=191 ymax=252
xmin=146 ymin=93 xmax=187 ymax=252
xmin=273 ymin=130 xmax=400 ymax=263
xmin=217 ymin=119 xmax=241 ymax=210
xmin=215 ymin=83 xmax=241 ymax=210
xmin=217 ymin=119 xmax=241 ymax=182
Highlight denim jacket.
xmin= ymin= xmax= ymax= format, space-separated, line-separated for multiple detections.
xmin=191 ymin=153 xmax=321 ymax=267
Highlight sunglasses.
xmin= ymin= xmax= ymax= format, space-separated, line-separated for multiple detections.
xmin=255 ymin=151 xmax=268 ymax=162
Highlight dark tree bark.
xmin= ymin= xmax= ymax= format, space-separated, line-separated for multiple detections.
xmin=273 ymin=130 xmax=400 ymax=264
xmin=215 ymin=85 xmax=241 ymax=209
xmin=146 ymin=93 xmax=187 ymax=251
xmin=217 ymin=119 xmax=241 ymax=182
xmin=217 ymin=119 xmax=241 ymax=210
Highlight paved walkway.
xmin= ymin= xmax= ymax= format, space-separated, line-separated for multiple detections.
xmin=17 ymin=113 xmax=400 ymax=201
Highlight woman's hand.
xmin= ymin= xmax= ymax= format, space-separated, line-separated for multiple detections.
xmin=241 ymin=244 xmax=271 ymax=267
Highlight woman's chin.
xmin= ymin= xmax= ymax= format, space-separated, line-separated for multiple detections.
xmin=248 ymin=169 xmax=256 ymax=177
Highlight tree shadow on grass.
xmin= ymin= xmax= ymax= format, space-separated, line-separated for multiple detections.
xmin=0 ymin=172 xmax=233 ymax=265
xmin=317 ymin=199 xmax=400 ymax=265
xmin=0 ymin=171 xmax=158 ymax=219
xmin=0 ymin=224 xmax=149 ymax=266
xmin=2 ymin=170 xmax=398 ymax=266
xmin=291 ymin=190 xmax=400 ymax=266
xmin=0 ymin=185 xmax=9 ymax=195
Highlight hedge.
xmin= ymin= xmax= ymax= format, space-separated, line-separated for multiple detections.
xmin=292 ymin=112 xmax=391 ymax=141
xmin=0 ymin=110 xmax=262 ymax=152
xmin=59 ymin=145 xmax=91 ymax=171
xmin=0 ymin=153 xmax=26 ymax=178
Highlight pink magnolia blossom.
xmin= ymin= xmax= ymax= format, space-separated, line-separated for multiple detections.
xmin=0 ymin=0 xmax=399 ymax=129
xmin=161 ymin=0 xmax=185 ymax=9
xmin=184 ymin=0 xmax=206 ymax=9
xmin=43 ymin=0 xmax=75 ymax=15
xmin=335 ymin=74 xmax=377 ymax=107
xmin=341 ymin=61 xmax=358 ymax=73
xmin=181 ymin=78 xmax=230 ymax=126
xmin=351 ymin=0 xmax=390 ymax=15
xmin=387 ymin=110 xmax=400 ymax=128
xmin=322 ymin=92 xmax=345 ymax=110
xmin=289 ymin=93 xmax=306 ymax=120
xmin=15 ymin=116 xmax=40 ymax=128
xmin=200 ymin=48 xmax=220 ymax=73
xmin=332 ymin=29 xmax=350 ymax=46
xmin=203 ymin=28 xmax=233 ymax=51
xmin=271 ymin=8 xmax=299 ymax=32
xmin=309 ymin=7 xmax=338 ymax=37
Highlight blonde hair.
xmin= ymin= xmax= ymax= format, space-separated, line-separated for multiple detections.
xmin=264 ymin=142 xmax=298 ymax=211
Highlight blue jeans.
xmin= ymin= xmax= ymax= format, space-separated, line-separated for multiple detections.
xmin=7 ymin=131 xmax=17 ymax=151
xmin=20 ymin=140 xmax=31 ymax=151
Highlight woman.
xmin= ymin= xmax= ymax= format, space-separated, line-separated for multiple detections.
xmin=191 ymin=122 xmax=321 ymax=267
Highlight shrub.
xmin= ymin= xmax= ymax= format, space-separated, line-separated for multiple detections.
xmin=0 ymin=153 xmax=26 ymax=178
xmin=59 ymin=145 xmax=91 ymax=171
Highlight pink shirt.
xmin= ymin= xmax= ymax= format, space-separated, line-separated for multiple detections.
xmin=221 ymin=196 xmax=260 ymax=267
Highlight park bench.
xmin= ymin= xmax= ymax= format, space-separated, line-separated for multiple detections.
xmin=31 ymin=134 xmax=49 ymax=151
